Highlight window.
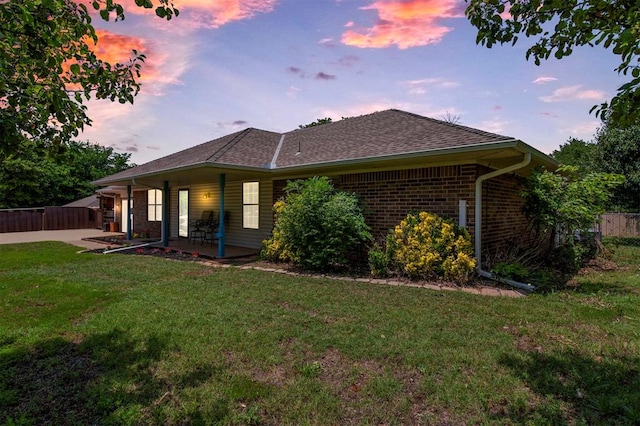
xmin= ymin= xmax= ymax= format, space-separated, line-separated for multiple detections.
xmin=243 ymin=182 xmax=259 ymax=229
xmin=148 ymin=189 xmax=162 ymax=221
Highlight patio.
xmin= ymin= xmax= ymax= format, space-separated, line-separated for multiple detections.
xmin=82 ymin=232 xmax=259 ymax=259
xmin=161 ymin=237 xmax=259 ymax=259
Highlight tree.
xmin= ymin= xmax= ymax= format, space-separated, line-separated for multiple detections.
xmin=593 ymin=124 xmax=640 ymax=210
xmin=465 ymin=0 xmax=640 ymax=126
xmin=0 ymin=140 xmax=134 ymax=208
xmin=440 ymin=111 xmax=462 ymax=124
xmin=521 ymin=165 xmax=624 ymax=238
xmin=0 ymin=0 xmax=178 ymax=157
xmin=298 ymin=117 xmax=333 ymax=128
xmin=551 ymin=137 xmax=597 ymax=173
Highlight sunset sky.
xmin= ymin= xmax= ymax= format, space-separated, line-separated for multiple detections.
xmin=79 ymin=0 xmax=625 ymax=164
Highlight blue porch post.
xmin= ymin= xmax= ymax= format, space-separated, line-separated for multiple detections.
xmin=126 ymin=185 xmax=132 ymax=240
xmin=218 ymin=173 xmax=226 ymax=258
xmin=162 ymin=180 xmax=170 ymax=247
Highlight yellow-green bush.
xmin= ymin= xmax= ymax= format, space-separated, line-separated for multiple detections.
xmin=371 ymin=212 xmax=476 ymax=283
xmin=261 ymin=200 xmax=297 ymax=263
xmin=262 ymin=177 xmax=371 ymax=271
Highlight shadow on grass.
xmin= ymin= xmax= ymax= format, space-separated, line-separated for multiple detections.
xmin=497 ymin=350 xmax=640 ymax=424
xmin=0 ymin=329 xmax=216 ymax=425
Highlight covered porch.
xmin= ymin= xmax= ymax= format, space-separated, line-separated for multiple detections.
xmin=96 ymin=164 xmax=274 ymax=259
xmin=161 ymin=237 xmax=259 ymax=259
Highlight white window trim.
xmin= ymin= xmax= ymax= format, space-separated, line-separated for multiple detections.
xmin=242 ymin=182 xmax=259 ymax=229
xmin=147 ymin=189 xmax=162 ymax=222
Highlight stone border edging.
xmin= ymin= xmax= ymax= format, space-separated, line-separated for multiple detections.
xmin=201 ymin=262 xmax=527 ymax=298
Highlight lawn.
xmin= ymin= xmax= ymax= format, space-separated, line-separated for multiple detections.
xmin=1 ymin=241 xmax=639 ymax=425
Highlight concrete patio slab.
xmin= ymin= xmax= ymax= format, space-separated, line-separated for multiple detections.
xmin=0 ymin=229 xmax=123 ymax=250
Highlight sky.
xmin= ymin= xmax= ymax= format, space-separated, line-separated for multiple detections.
xmin=78 ymin=0 xmax=627 ymax=164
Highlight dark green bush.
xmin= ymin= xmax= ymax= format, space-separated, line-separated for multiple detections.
xmin=262 ymin=177 xmax=371 ymax=271
xmin=490 ymin=262 xmax=529 ymax=281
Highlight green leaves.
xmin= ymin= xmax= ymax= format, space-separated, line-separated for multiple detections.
xmin=0 ymin=139 xmax=134 ymax=208
xmin=521 ymin=166 xmax=624 ymax=236
xmin=0 ymin=0 xmax=179 ymax=158
xmin=465 ymin=0 xmax=640 ymax=127
xmin=262 ymin=177 xmax=371 ymax=271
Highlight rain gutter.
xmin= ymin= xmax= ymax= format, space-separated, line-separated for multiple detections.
xmin=475 ymin=152 xmax=536 ymax=292
xmin=271 ymin=138 xmax=522 ymax=172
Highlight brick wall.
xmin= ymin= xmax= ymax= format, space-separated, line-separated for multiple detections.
xmin=273 ymin=164 xmax=533 ymax=262
xmin=481 ymin=170 xmax=529 ymax=257
xmin=337 ymin=165 xmax=478 ymax=240
xmin=274 ymin=165 xmax=477 ymax=239
xmin=132 ymin=190 xmax=162 ymax=239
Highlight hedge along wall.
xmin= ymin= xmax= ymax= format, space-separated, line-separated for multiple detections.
xmin=272 ymin=164 xmax=532 ymax=262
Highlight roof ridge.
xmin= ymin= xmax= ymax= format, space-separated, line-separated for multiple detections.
xmin=390 ymin=109 xmax=512 ymax=140
xmin=206 ymin=128 xmax=253 ymax=162
xmin=286 ymin=109 xmax=388 ymax=135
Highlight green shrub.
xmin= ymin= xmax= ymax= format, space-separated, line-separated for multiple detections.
xmin=490 ymin=262 xmax=529 ymax=281
xmin=548 ymin=240 xmax=592 ymax=275
xmin=368 ymin=242 xmax=390 ymax=277
xmin=369 ymin=212 xmax=476 ymax=283
xmin=262 ymin=176 xmax=371 ymax=271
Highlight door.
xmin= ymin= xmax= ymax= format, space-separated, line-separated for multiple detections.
xmin=178 ymin=189 xmax=189 ymax=238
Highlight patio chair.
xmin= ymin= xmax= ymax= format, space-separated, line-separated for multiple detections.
xmin=189 ymin=210 xmax=214 ymax=244
xmin=202 ymin=211 xmax=230 ymax=247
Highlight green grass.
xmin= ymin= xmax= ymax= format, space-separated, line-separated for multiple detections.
xmin=1 ymin=242 xmax=639 ymax=425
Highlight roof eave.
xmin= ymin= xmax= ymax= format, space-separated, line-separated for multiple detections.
xmin=93 ymin=138 xmax=558 ymax=186
xmin=92 ymin=161 xmax=272 ymax=186
xmin=272 ymin=138 xmax=554 ymax=173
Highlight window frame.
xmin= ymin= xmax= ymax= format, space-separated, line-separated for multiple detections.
xmin=147 ymin=189 xmax=163 ymax=222
xmin=242 ymin=181 xmax=259 ymax=229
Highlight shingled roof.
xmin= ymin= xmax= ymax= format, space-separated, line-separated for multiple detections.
xmin=276 ymin=109 xmax=512 ymax=168
xmin=94 ymin=109 xmax=535 ymax=185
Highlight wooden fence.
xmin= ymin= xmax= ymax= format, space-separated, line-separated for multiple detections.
xmin=600 ymin=213 xmax=640 ymax=237
xmin=0 ymin=207 xmax=102 ymax=233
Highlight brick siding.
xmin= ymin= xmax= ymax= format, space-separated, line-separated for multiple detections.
xmin=481 ymin=170 xmax=529 ymax=257
xmin=273 ymin=164 xmax=532 ymax=262
xmin=132 ymin=190 xmax=162 ymax=239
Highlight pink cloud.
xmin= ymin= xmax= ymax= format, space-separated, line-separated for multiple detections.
xmin=342 ymin=0 xmax=463 ymax=49
xmin=532 ymin=76 xmax=558 ymax=85
xmin=91 ymin=30 xmax=188 ymax=96
xmin=64 ymin=29 xmax=167 ymax=93
xmin=89 ymin=0 xmax=278 ymax=29
xmin=92 ymin=30 xmax=158 ymax=81
xmin=540 ymin=85 xmax=607 ymax=103
xmin=402 ymin=77 xmax=459 ymax=94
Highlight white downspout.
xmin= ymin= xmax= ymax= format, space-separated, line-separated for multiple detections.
xmin=475 ymin=152 xmax=535 ymax=292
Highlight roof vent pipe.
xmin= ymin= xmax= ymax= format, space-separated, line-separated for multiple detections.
xmin=475 ymin=152 xmax=535 ymax=292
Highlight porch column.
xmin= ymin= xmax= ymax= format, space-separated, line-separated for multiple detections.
xmin=126 ymin=185 xmax=132 ymax=240
xmin=162 ymin=180 xmax=170 ymax=247
xmin=218 ymin=173 xmax=226 ymax=258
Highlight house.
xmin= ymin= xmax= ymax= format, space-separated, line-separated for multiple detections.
xmin=93 ymin=109 xmax=557 ymax=267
